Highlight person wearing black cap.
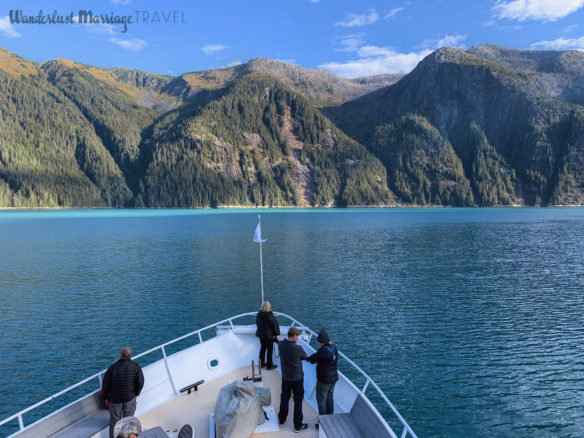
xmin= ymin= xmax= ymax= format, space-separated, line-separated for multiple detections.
xmin=277 ymin=326 xmax=308 ymax=432
xmin=308 ymin=329 xmax=339 ymax=417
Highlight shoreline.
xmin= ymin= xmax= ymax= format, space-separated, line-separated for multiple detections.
xmin=1 ymin=204 xmax=584 ymax=211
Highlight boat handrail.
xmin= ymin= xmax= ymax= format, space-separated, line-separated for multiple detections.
xmin=1 ymin=312 xmax=416 ymax=438
xmin=273 ymin=312 xmax=417 ymax=438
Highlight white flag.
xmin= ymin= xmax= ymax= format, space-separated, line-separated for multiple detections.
xmin=253 ymin=222 xmax=267 ymax=243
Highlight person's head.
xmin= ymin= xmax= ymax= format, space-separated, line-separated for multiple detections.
xmin=317 ymin=329 xmax=330 ymax=345
xmin=288 ymin=326 xmax=300 ymax=341
xmin=120 ymin=346 xmax=132 ymax=360
xmin=121 ymin=421 xmax=141 ymax=438
xmin=260 ymin=301 xmax=271 ymax=312
xmin=114 ymin=416 xmax=141 ymax=438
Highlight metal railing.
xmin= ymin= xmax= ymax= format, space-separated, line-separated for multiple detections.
xmin=273 ymin=312 xmax=417 ymax=438
xmin=0 ymin=312 xmax=417 ymax=438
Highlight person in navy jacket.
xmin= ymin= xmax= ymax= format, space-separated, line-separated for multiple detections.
xmin=308 ymin=329 xmax=338 ymax=416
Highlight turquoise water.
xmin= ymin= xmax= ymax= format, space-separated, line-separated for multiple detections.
xmin=1 ymin=208 xmax=584 ymax=437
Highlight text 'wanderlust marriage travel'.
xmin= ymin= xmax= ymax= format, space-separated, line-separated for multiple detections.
xmin=9 ymin=10 xmax=187 ymax=33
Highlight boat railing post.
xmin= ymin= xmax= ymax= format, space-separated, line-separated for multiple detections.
xmin=401 ymin=426 xmax=409 ymax=438
xmin=161 ymin=346 xmax=178 ymax=396
xmin=18 ymin=413 xmax=23 ymax=431
xmin=361 ymin=379 xmax=370 ymax=395
xmin=198 ymin=331 xmax=203 ymax=343
xmin=229 ymin=318 xmax=235 ymax=330
xmin=98 ymin=373 xmax=103 ymax=388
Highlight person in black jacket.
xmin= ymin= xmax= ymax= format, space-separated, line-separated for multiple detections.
xmin=308 ymin=329 xmax=338 ymax=416
xmin=256 ymin=301 xmax=280 ymax=370
xmin=102 ymin=347 xmax=145 ymax=438
xmin=278 ymin=326 xmax=308 ymax=432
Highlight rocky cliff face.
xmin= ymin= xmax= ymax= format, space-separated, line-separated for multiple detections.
xmin=467 ymin=45 xmax=584 ymax=105
xmin=327 ymin=45 xmax=584 ymax=206
xmin=137 ymin=74 xmax=393 ymax=208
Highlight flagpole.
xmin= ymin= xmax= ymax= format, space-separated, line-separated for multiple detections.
xmin=258 ymin=215 xmax=265 ymax=303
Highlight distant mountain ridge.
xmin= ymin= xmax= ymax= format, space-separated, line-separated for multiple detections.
xmin=326 ymin=44 xmax=584 ymax=206
xmin=0 ymin=45 xmax=583 ymax=207
xmin=0 ymin=47 xmax=395 ymax=207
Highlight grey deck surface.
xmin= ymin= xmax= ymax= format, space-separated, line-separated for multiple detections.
xmin=51 ymin=409 xmax=109 ymax=438
xmin=319 ymin=395 xmax=394 ymax=438
xmin=12 ymin=391 xmax=108 ymax=438
xmin=139 ymin=366 xmax=319 ymax=438
xmin=139 ymin=426 xmax=170 ymax=437
xmin=319 ymin=413 xmax=362 ymax=438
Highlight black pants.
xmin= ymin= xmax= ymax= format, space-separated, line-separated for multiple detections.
xmin=259 ymin=338 xmax=274 ymax=367
xmin=278 ymin=378 xmax=304 ymax=429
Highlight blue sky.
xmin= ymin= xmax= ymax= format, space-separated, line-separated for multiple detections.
xmin=1 ymin=0 xmax=584 ymax=78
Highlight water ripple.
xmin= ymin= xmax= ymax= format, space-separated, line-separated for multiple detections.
xmin=1 ymin=208 xmax=584 ymax=437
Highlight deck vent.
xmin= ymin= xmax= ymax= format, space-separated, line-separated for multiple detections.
xmin=208 ymin=357 xmax=220 ymax=370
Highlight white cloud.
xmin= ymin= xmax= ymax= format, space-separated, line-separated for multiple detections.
xmin=321 ymin=32 xmax=468 ymax=78
xmin=110 ymin=0 xmax=133 ymax=5
xmin=384 ymin=7 xmax=405 ymax=19
xmin=319 ymin=45 xmax=432 ymax=78
xmin=482 ymin=18 xmax=522 ymax=30
xmin=492 ymin=0 xmax=584 ymax=22
xmin=335 ymin=34 xmax=367 ymax=52
xmin=109 ymin=37 xmax=147 ymax=52
xmin=227 ymin=60 xmax=243 ymax=67
xmin=323 ymin=31 xmax=456 ymax=78
xmin=419 ymin=34 xmax=468 ymax=51
xmin=86 ymin=23 xmax=116 ymax=36
xmin=335 ymin=10 xmax=380 ymax=27
xmin=434 ymin=34 xmax=468 ymax=49
xmin=530 ymin=36 xmax=584 ymax=50
xmin=562 ymin=23 xmax=579 ymax=33
xmin=309 ymin=0 xmax=320 ymax=3
xmin=202 ymin=44 xmax=230 ymax=55
xmin=0 ymin=16 xmax=21 ymax=38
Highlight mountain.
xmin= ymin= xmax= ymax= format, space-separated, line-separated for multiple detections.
xmin=467 ymin=45 xmax=584 ymax=106
xmin=108 ymin=58 xmax=401 ymax=107
xmin=0 ymin=48 xmax=132 ymax=207
xmin=137 ymin=73 xmax=393 ymax=207
xmin=326 ymin=45 xmax=584 ymax=206
xmin=0 ymin=48 xmax=394 ymax=208
xmin=2 ymin=45 xmax=584 ymax=208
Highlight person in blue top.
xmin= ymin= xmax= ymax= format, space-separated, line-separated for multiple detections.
xmin=307 ymin=329 xmax=338 ymax=417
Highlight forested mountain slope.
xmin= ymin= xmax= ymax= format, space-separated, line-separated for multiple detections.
xmin=1 ymin=45 xmax=583 ymax=207
xmin=325 ymin=45 xmax=584 ymax=206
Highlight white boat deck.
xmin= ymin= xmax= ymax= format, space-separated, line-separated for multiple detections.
xmin=139 ymin=367 xmax=319 ymax=438
xmin=2 ymin=314 xmax=416 ymax=438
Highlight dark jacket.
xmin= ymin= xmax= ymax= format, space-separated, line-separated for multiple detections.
xmin=102 ymin=358 xmax=145 ymax=404
xmin=308 ymin=343 xmax=339 ymax=384
xmin=256 ymin=311 xmax=280 ymax=340
xmin=278 ymin=339 xmax=307 ymax=382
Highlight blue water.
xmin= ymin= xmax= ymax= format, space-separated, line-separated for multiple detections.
xmin=1 ymin=208 xmax=584 ymax=437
